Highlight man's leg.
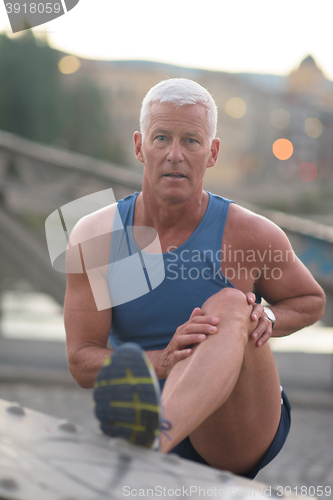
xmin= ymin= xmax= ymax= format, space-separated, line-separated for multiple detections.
xmin=160 ymin=288 xmax=282 ymax=476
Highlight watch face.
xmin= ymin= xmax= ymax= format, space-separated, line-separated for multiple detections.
xmin=264 ymin=306 xmax=276 ymax=322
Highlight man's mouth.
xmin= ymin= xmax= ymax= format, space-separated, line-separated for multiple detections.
xmin=164 ymin=173 xmax=187 ymax=178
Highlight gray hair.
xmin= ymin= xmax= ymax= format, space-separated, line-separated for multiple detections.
xmin=140 ymin=78 xmax=217 ymax=141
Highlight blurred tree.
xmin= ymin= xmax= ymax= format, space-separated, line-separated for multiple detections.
xmin=0 ymin=31 xmax=125 ymax=164
xmin=0 ymin=30 xmax=61 ymax=142
xmin=61 ymin=76 xmax=125 ymax=163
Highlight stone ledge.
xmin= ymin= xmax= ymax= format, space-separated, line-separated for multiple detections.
xmin=0 ymin=399 xmax=315 ymax=500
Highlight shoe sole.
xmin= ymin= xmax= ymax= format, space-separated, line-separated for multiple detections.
xmin=93 ymin=343 xmax=161 ymax=448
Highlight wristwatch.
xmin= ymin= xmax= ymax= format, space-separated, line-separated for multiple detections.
xmin=263 ymin=306 xmax=276 ymax=329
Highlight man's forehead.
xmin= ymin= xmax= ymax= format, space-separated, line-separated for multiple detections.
xmin=148 ymin=102 xmax=208 ymax=130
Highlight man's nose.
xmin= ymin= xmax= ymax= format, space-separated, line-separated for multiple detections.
xmin=167 ymin=140 xmax=183 ymax=162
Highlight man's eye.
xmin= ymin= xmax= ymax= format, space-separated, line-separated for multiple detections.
xmin=187 ymin=138 xmax=198 ymax=144
xmin=156 ymin=135 xmax=166 ymax=141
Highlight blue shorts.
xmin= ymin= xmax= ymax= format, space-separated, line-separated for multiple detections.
xmin=168 ymin=389 xmax=291 ymax=480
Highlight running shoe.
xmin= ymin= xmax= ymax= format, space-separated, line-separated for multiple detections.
xmin=93 ymin=343 xmax=162 ymax=448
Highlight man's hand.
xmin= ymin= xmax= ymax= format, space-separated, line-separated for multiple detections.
xmin=246 ymin=293 xmax=273 ymax=347
xmin=156 ymin=308 xmax=219 ymax=379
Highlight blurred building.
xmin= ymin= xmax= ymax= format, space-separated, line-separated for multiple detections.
xmin=70 ymin=55 xmax=333 ymax=213
xmin=287 ymin=55 xmax=333 ymax=107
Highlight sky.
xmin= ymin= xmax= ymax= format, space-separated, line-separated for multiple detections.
xmin=1 ymin=0 xmax=333 ymax=79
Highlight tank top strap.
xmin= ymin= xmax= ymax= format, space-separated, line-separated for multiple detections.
xmin=117 ymin=191 xmax=139 ymax=228
xmin=187 ymin=192 xmax=233 ymax=261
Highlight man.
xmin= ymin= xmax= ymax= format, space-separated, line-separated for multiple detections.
xmin=65 ymin=78 xmax=325 ymax=479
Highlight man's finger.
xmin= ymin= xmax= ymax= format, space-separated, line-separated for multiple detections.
xmin=246 ymin=292 xmax=256 ymax=304
xmin=189 ymin=307 xmax=203 ymax=319
xmin=174 ymin=349 xmax=192 ymax=361
xmin=184 ymin=322 xmax=217 ymax=335
xmin=257 ymin=330 xmax=272 ymax=347
xmin=190 ymin=315 xmax=219 ymax=325
xmin=251 ymin=305 xmax=264 ymax=321
xmin=178 ymin=333 xmax=207 ymax=348
xmin=251 ymin=317 xmax=268 ymax=339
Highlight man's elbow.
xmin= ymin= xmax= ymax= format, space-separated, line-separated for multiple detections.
xmin=67 ymin=351 xmax=94 ymax=389
xmin=315 ymin=289 xmax=326 ymax=322
xmin=69 ymin=366 xmax=93 ymax=389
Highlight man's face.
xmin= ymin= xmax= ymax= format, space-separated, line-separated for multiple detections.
xmin=134 ymin=102 xmax=220 ymax=203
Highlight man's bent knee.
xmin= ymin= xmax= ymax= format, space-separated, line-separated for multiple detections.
xmin=201 ymin=288 xmax=254 ymax=340
xmin=202 ymin=288 xmax=250 ymax=315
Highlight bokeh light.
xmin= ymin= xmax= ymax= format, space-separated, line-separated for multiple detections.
xmin=225 ymin=98 xmax=247 ymax=119
xmin=270 ymin=109 xmax=290 ymax=129
xmin=299 ymin=162 xmax=317 ymax=183
xmin=58 ymin=55 xmax=81 ymax=75
xmin=272 ymin=138 xmax=293 ymax=160
xmin=305 ymin=117 xmax=323 ymax=138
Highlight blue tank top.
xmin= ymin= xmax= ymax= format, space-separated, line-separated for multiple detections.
xmin=107 ymin=191 xmax=235 ymax=351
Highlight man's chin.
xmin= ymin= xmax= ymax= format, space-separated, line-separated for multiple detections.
xmin=158 ymin=186 xmax=193 ymax=204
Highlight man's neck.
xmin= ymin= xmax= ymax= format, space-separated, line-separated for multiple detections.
xmin=133 ymin=190 xmax=209 ymax=251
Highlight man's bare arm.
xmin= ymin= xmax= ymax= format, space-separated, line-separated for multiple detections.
xmin=65 ymin=270 xmax=113 ymax=388
xmin=225 ymin=204 xmax=325 ymax=347
xmin=253 ymin=218 xmax=325 ymax=344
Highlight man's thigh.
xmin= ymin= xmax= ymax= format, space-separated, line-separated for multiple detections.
xmin=188 ymin=340 xmax=282 ymax=475
xmin=170 ymin=389 xmax=291 ymax=480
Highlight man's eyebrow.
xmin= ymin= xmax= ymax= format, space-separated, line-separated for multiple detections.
xmin=151 ymin=128 xmax=169 ymax=135
xmin=151 ymin=129 xmax=203 ymax=137
xmin=184 ymin=131 xmax=202 ymax=138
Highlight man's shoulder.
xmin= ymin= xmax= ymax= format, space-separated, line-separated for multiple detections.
xmin=227 ymin=203 xmax=289 ymax=249
xmin=69 ymin=202 xmax=118 ymax=246
xmin=228 ymin=203 xmax=272 ymax=226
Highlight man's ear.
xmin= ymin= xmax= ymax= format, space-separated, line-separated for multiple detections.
xmin=134 ymin=132 xmax=144 ymax=163
xmin=207 ymin=138 xmax=220 ymax=168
